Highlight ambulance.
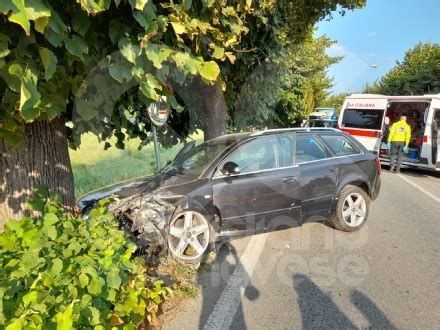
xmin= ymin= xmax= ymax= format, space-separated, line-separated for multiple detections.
xmin=338 ymin=94 xmax=440 ymax=170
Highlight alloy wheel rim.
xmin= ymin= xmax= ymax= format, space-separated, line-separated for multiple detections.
xmin=342 ymin=193 xmax=367 ymax=227
xmin=168 ymin=211 xmax=210 ymax=261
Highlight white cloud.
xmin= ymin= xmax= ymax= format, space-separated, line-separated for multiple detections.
xmin=367 ymin=53 xmax=377 ymax=57
xmin=367 ymin=32 xmax=377 ymax=39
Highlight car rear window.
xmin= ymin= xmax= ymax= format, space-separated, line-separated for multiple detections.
xmin=295 ymin=135 xmax=327 ymax=164
xmin=341 ymin=108 xmax=384 ymax=130
xmin=319 ymin=134 xmax=361 ymax=156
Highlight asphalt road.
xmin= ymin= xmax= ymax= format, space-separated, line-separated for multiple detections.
xmin=163 ymin=170 xmax=440 ymax=329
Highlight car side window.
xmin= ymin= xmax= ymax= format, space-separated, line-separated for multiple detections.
xmin=223 ymin=135 xmax=293 ymax=175
xmin=295 ymin=134 xmax=327 ymax=164
xmin=319 ymin=134 xmax=360 ymax=156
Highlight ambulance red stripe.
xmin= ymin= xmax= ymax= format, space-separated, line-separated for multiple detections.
xmin=339 ymin=128 xmax=378 ymax=138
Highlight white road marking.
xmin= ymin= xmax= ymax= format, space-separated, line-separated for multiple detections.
xmin=397 ymin=174 xmax=440 ymax=203
xmin=203 ymin=233 xmax=268 ymax=330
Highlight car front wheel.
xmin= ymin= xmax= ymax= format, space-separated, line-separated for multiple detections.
xmin=167 ymin=210 xmax=213 ymax=264
xmin=330 ymin=185 xmax=370 ymax=232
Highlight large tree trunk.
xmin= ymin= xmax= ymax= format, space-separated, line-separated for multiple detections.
xmin=196 ymin=79 xmax=228 ymax=141
xmin=0 ymin=118 xmax=75 ymax=230
xmin=172 ymin=77 xmax=229 ymax=141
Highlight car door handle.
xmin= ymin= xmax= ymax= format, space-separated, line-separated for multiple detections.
xmin=283 ymin=176 xmax=297 ymax=183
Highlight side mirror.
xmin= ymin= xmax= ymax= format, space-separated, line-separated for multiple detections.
xmin=221 ymin=161 xmax=240 ymax=176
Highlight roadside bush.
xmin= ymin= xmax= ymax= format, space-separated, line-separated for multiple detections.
xmin=0 ymin=188 xmax=171 ymax=329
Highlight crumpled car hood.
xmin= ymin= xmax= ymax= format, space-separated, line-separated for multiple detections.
xmin=78 ymin=171 xmax=197 ymax=210
xmin=78 ymin=171 xmax=200 ymax=255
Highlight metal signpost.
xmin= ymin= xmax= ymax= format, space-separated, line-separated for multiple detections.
xmin=147 ymin=98 xmax=170 ymax=172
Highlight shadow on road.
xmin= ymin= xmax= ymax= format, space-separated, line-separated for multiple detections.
xmin=293 ymin=274 xmax=356 ymax=329
xmin=198 ymin=242 xmax=259 ymax=329
xmin=293 ymin=274 xmax=396 ymax=329
xmin=350 ymin=290 xmax=396 ymax=329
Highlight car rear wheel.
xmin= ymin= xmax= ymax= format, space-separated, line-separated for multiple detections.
xmin=331 ymin=185 xmax=370 ymax=232
xmin=167 ymin=210 xmax=213 ymax=264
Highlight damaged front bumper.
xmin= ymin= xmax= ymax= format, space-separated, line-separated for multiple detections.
xmin=107 ymin=194 xmax=177 ymax=254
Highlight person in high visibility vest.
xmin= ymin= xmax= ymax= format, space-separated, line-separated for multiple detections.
xmin=387 ymin=115 xmax=411 ymax=173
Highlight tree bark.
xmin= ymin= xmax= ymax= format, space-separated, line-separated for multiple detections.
xmin=0 ymin=118 xmax=75 ymax=230
xmin=172 ymin=77 xmax=229 ymax=142
xmin=196 ymin=79 xmax=229 ymax=141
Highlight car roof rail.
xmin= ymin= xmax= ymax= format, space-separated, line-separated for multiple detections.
xmin=250 ymin=127 xmax=340 ymax=136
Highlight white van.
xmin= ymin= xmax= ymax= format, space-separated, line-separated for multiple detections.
xmin=302 ymin=107 xmax=338 ymax=128
xmin=338 ymin=94 xmax=440 ymax=171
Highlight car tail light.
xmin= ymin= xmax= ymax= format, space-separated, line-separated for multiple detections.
xmin=375 ymin=157 xmax=381 ymax=173
xmin=379 ymin=148 xmax=388 ymax=156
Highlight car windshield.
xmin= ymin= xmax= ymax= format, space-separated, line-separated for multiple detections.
xmin=163 ymin=139 xmax=236 ymax=176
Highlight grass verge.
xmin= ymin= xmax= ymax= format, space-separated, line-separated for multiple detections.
xmin=70 ymin=132 xmax=203 ymax=198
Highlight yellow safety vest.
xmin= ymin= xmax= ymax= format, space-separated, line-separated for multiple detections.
xmin=388 ymin=120 xmax=411 ymax=145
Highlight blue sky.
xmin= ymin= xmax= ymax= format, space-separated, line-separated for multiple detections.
xmin=316 ymin=0 xmax=440 ymax=94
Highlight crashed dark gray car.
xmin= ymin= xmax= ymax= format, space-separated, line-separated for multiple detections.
xmin=79 ymin=128 xmax=381 ymax=263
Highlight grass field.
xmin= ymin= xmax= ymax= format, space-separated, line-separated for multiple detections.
xmin=70 ymin=132 xmax=204 ymax=199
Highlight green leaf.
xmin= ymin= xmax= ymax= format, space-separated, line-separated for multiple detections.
xmin=145 ymin=44 xmax=172 ymax=69
xmin=171 ymin=52 xmax=190 ymax=69
xmin=45 ymin=28 xmax=64 ymax=47
xmin=171 ymin=21 xmax=185 ymax=35
xmin=183 ymin=0 xmax=192 ymax=10
xmin=211 ymin=45 xmax=224 ymax=60
xmin=77 ymin=0 xmax=111 ymax=14
xmin=88 ymin=277 xmax=105 ymax=295
xmin=0 ymin=1 xmax=16 ymax=14
xmin=139 ymin=73 xmax=162 ymax=101
xmin=5 ymin=317 xmax=24 ymax=330
xmin=79 ymin=273 xmax=89 ymax=288
xmin=8 ymin=63 xmax=23 ymax=77
xmin=44 ymin=212 xmax=59 ymax=226
xmin=54 ymin=304 xmax=73 ymax=330
xmin=72 ymin=10 xmax=91 ymax=37
xmin=51 ymin=258 xmax=63 ymax=274
xmin=39 ymin=47 xmax=57 ymax=80
xmin=47 ymin=11 xmax=67 ymax=35
xmin=109 ymin=19 xmax=128 ymax=44
xmin=65 ymin=35 xmax=89 ymax=59
xmin=106 ymin=271 xmax=121 ymax=289
xmin=34 ymin=16 xmax=49 ymax=33
xmin=75 ymin=100 xmax=97 ymax=121
xmin=20 ymin=76 xmax=41 ymax=119
xmin=132 ymin=11 xmax=154 ymax=29
xmin=133 ymin=0 xmax=149 ymax=11
xmin=118 ymin=37 xmax=141 ymax=64
xmin=8 ymin=0 xmax=51 ymax=35
xmin=23 ymin=291 xmax=39 ymax=306
xmin=199 ymin=61 xmax=220 ymax=81
xmin=109 ymin=60 xmax=133 ymax=83
xmin=89 ymin=306 xmax=101 ymax=326
xmin=47 ymin=225 xmax=57 ymax=240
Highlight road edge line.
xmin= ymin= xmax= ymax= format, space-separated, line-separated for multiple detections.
xmin=203 ymin=233 xmax=268 ymax=329
xmin=397 ymin=174 xmax=440 ymax=203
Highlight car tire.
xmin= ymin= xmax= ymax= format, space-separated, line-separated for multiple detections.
xmin=166 ymin=210 xmax=215 ymax=264
xmin=330 ymin=185 xmax=370 ymax=232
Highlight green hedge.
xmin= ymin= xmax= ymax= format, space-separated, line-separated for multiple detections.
xmin=0 ymin=188 xmax=171 ymax=329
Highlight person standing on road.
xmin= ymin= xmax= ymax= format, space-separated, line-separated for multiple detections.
xmin=387 ymin=115 xmax=411 ymax=173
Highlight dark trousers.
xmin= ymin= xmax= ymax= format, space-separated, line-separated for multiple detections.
xmin=390 ymin=142 xmax=405 ymax=170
